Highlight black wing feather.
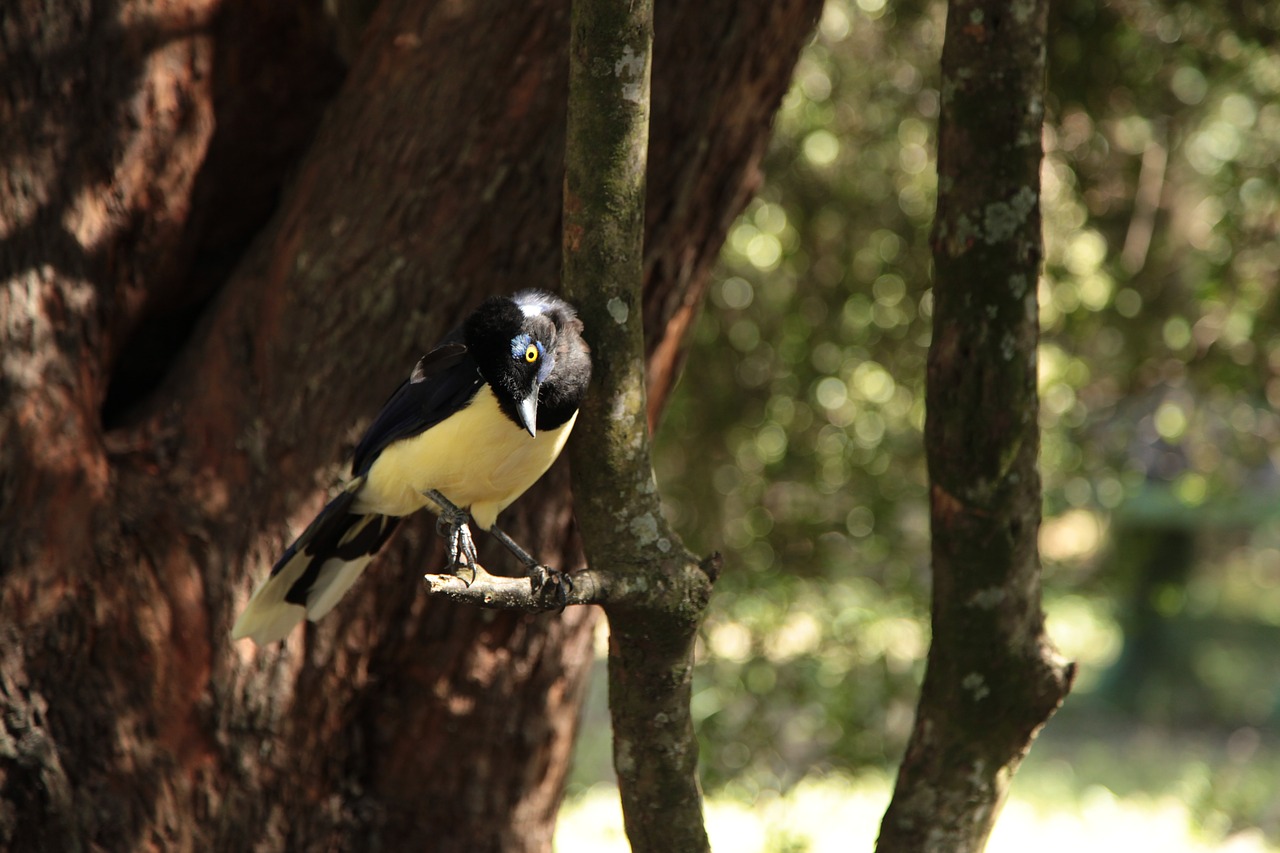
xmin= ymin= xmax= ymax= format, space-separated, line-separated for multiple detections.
xmin=273 ymin=489 xmax=402 ymax=605
xmin=350 ymin=342 xmax=483 ymax=475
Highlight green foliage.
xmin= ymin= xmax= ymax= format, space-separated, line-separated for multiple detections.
xmin=652 ymin=0 xmax=1280 ymax=826
xmin=1041 ymin=0 xmax=1280 ymax=522
xmin=657 ymin=0 xmax=940 ymax=789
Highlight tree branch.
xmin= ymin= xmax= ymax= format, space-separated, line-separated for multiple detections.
xmin=423 ymin=553 xmax=722 ymax=612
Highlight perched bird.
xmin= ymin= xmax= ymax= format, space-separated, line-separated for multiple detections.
xmin=231 ymin=290 xmax=591 ymax=645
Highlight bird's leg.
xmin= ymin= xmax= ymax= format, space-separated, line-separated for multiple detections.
xmin=424 ymin=490 xmax=478 ymax=584
xmin=487 ymin=524 xmax=573 ymax=607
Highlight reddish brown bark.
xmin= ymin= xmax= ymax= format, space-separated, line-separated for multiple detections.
xmin=1 ymin=0 xmax=818 ymax=850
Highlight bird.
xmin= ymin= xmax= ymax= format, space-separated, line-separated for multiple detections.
xmin=231 ymin=290 xmax=592 ymax=645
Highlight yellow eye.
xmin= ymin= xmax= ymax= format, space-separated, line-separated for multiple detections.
xmin=524 ymin=344 xmax=539 ymax=363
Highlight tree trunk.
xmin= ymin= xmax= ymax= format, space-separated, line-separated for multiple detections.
xmin=876 ymin=0 xmax=1075 ymax=849
xmin=561 ymin=0 xmax=731 ymax=849
xmin=0 ymin=0 xmax=819 ymax=850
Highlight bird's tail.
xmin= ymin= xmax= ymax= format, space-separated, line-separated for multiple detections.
xmin=231 ymin=480 xmax=400 ymax=645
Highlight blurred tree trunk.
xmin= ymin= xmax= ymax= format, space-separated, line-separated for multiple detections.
xmin=1098 ymin=521 xmax=1196 ymax=713
xmin=876 ymin=0 xmax=1075 ymax=849
xmin=0 ymin=0 xmax=819 ymax=850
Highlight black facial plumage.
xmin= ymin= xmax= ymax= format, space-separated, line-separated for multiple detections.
xmin=465 ymin=292 xmax=592 ymax=434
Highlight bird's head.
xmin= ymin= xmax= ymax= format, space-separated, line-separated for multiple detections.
xmin=465 ymin=291 xmax=590 ymax=437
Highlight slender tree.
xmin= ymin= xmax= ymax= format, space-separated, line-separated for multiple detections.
xmin=0 ymin=0 xmax=820 ymax=850
xmin=561 ymin=0 xmax=716 ymax=844
xmin=426 ymin=1 xmax=721 ymax=848
xmin=876 ymin=0 xmax=1076 ymax=849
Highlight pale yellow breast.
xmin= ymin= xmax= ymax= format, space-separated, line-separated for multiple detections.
xmin=354 ymin=385 xmax=577 ymax=529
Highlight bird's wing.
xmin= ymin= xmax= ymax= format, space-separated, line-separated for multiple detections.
xmin=350 ymin=342 xmax=483 ymax=475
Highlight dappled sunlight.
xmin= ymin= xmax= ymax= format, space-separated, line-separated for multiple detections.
xmin=557 ymin=768 xmax=1277 ymax=853
xmin=991 ymin=789 xmax=1273 ymax=853
xmin=646 ymin=0 xmax=1280 ymax=844
xmin=1043 ymin=595 xmax=1123 ymax=691
xmin=1040 ymin=508 xmax=1106 ymax=562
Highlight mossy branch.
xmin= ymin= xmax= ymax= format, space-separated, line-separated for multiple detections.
xmin=559 ymin=0 xmax=715 ymax=851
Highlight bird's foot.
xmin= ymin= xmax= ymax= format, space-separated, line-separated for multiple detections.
xmin=487 ymin=523 xmax=572 ymax=609
xmin=425 ymin=490 xmax=478 ymax=584
xmin=528 ymin=563 xmax=574 ymax=609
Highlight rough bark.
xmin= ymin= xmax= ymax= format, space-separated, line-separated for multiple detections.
xmin=562 ymin=0 xmax=721 ymax=850
xmin=0 ymin=0 xmax=819 ymax=851
xmin=875 ymin=0 xmax=1076 ymax=849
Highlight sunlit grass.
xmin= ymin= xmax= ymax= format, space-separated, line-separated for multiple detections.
xmin=555 ymin=766 xmax=1278 ymax=853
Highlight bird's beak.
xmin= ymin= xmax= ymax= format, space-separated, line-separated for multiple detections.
xmin=516 ymin=386 xmax=539 ymax=437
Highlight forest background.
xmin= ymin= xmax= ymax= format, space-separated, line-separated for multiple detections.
xmin=562 ymin=0 xmax=1280 ymax=848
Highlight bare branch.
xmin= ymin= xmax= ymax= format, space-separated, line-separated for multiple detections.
xmin=421 ymin=565 xmax=609 ymax=611
xmin=423 ymin=553 xmax=724 ymax=612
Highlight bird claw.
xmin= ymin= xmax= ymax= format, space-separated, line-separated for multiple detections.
xmin=429 ymin=492 xmax=478 ymax=584
xmin=449 ymin=522 xmax=479 ymax=585
xmin=529 ymin=564 xmax=573 ymax=609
